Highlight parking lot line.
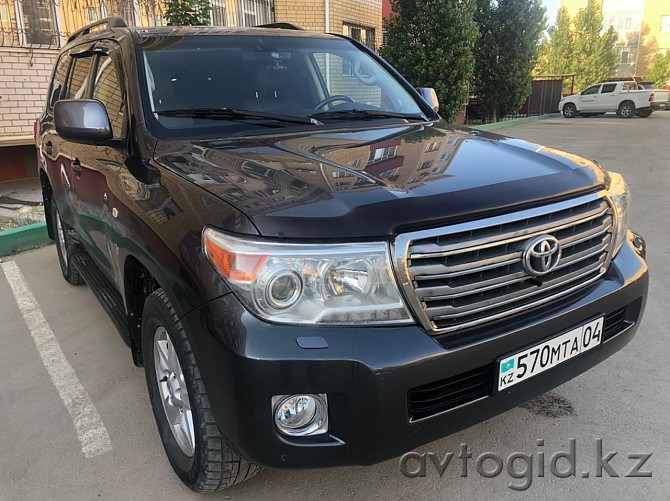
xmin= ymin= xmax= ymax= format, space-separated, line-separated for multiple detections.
xmin=1 ymin=260 xmax=112 ymax=459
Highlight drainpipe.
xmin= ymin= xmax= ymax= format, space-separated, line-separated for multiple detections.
xmin=325 ymin=0 xmax=331 ymax=89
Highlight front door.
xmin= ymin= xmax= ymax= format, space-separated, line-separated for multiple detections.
xmin=74 ymin=48 xmax=129 ymax=285
xmin=578 ymin=85 xmax=602 ymax=111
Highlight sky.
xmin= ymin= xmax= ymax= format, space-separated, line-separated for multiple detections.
xmin=544 ymin=0 xmax=562 ymax=28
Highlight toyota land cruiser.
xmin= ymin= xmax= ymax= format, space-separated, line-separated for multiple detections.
xmin=36 ymin=18 xmax=648 ymax=492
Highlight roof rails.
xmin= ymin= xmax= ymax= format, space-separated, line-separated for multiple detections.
xmin=67 ymin=17 xmax=128 ymax=44
xmin=255 ymin=22 xmax=304 ymax=30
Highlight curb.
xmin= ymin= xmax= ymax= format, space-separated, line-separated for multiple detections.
xmin=470 ymin=113 xmax=559 ymax=131
xmin=0 ymin=222 xmax=51 ymax=256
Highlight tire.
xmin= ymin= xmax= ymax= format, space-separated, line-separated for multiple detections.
xmin=142 ymin=289 xmax=260 ymax=492
xmin=562 ymin=103 xmax=577 ymax=118
xmin=636 ymin=109 xmax=652 ymax=118
xmin=51 ymin=198 xmax=85 ymax=285
xmin=618 ymin=101 xmax=635 ymax=118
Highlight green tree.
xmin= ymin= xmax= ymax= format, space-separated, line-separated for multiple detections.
xmin=646 ymin=51 xmax=670 ymax=87
xmin=473 ymin=0 xmax=546 ymax=121
xmin=543 ymin=7 xmax=573 ymax=76
xmin=571 ymin=0 xmax=617 ymax=90
xmin=165 ymin=0 xmax=211 ymax=26
xmin=380 ymin=0 xmax=479 ymax=122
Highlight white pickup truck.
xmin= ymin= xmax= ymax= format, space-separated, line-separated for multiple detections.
xmin=559 ymin=81 xmax=669 ymax=118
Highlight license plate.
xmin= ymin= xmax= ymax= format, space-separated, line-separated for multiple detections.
xmin=497 ymin=317 xmax=604 ymax=391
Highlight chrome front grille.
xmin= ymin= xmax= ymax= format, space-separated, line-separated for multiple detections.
xmin=394 ymin=193 xmax=615 ymax=334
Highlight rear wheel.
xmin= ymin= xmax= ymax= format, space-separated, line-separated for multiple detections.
xmin=618 ymin=101 xmax=635 ymax=118
xmin=51 ymin=198 xmax=84 ymax=285
xmin=636 ymin=109 xmax=652 ymax=118
xmin=562 ymin=103 xmax=577 ymax=118
xmin=142 ymin=289 xmax=260 ymax=492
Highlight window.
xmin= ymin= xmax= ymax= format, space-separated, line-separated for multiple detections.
xmin=47 ymin=52 xmax=69 ymax=109
xmin=368 ymin=146 xmax=397 ymax=163
xmin=582 ymin=85 xmax=600 ymax=95
xmin=211 ymin=0 xmax=227 ymax=26
xmin=66 ymin=56 xmax=93 ymax=99
xmin=620 ymin=50 xmax=629 ymax=64
xmin=425 ymin=142 xmax=441 ymax=152
xmin=21 ymin=0 xmax=58 ymax=46
xmin=92 ymin=55 xmax=126 ymax=138
xmin=418 ymin=161 xmax=432 ymax=170
xmin=661 ymin=16 xmax=670 ymax=32
xmin=601 ymin=83 xmax=617 ymax=93
xmin=332 ymin=171 xmax=353 ymax=178
xmin=343 ymin=23 xmax=376 ymax=49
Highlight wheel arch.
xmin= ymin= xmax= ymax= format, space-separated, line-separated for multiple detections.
xmin=122 ymin=254 xmax=163 ymax=366
xmin=39 ymin=168 xmax=55 ymax=240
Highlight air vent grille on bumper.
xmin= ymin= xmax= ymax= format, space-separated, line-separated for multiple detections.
xmin=409 ymin=364 xmax=493 ymax=421
xmin=394 ymin=193 xmax=615 ymax=335
xmin=408 ymin=301 xmax=640 ymax=421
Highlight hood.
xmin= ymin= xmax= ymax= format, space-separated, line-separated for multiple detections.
xmin=154 ymin=121 xmax=606 ymax=239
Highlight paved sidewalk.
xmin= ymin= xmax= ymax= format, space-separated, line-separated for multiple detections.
xmin=0 ymin=178 xmax=44 ymax=231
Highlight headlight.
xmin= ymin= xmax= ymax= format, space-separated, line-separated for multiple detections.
xmin=203 ymin=228 xmax=413 ymax=325
xmin=607 ymin=171 xmax=631 ymax=257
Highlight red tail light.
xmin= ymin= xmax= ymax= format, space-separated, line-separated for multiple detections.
xmin=649 ymin=93 xmax=654 ymax=102
xmin=33 ymin=119 xmax=38 ymax=145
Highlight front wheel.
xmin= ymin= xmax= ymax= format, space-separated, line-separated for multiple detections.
xmin=618 ymin=101 xmax=635 ymax=118
xmin=142 ymin=289 xmax=260 ymax=492
xmin=562 ymin=103 xmax=577 ymax=118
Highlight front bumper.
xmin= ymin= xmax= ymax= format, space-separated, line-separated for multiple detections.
xmin=181 ymin=232 xmax=648 ymax=469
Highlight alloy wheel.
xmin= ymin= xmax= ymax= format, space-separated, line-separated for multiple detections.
xmin=153 ymin=326 xmax=196 ymax=457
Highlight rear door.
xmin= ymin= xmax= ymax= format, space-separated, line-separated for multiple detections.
xmin=597 ymin=83 xmax=618 ymax=111
xmin=39 ymin=51 xmax=74 ymax=224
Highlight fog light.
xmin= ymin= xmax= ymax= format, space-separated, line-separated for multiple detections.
xmin=272 ymin=394 xmax=328 ymax=436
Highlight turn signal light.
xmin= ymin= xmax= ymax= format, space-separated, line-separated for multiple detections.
xmin=204 ymin=232 xmax=266 ymax=283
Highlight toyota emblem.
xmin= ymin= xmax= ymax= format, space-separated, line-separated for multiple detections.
xmin=523 ymin=235 xmax=561 ymax=276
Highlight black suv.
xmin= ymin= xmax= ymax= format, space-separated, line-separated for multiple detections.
xmin=37 ymin=18 xmax=648 ymax=492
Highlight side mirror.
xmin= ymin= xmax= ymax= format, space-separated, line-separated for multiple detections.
xmin=54 ymin=99 xmax=113 ymax=144
xmin=416 ymin=87 xmax=439 ymax=112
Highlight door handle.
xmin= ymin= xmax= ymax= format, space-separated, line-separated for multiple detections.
xmin=44 ymin=141 xmax=53 ymax=155
xmin=72 ymin=158 xmax=82 ymax=178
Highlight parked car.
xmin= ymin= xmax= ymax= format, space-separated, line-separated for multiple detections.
xmin=559 ymin=81 xmax=669 ymax=118
xmin=37 ymin=18 xmax=649 ymax=492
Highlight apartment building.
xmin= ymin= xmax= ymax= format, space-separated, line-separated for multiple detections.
xmin=561 ymin=0 xmax=670 ymax=78
xmin=0 ymin=0 xmax=381 ymax=181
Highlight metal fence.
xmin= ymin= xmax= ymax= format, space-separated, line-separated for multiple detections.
xmin=0 ymin=0 xmax=272 ymax=49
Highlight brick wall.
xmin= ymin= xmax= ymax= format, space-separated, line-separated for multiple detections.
xmin=0 ymin=49 xmax=56 ymax=141
xmin=275 ymin=0 xmax=383 ymax=48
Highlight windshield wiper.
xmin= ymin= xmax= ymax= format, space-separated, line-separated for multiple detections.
xmin=310 ymin=109 xmax=427 ymax=121
xmin=155 ymin=108 xmax=321 ymax=126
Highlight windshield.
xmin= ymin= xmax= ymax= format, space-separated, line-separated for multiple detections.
xmin=140 ymin=34 xmax=425 ymax=135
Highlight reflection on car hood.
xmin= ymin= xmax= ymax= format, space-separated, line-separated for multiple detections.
xmin=154 ymin=120 xmax=607 ymax=238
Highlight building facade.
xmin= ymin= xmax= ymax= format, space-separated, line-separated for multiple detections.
xmin=561 ymin=0 xmax=670 ymax=79
xmin=0 ymin=0 xmax=381 ymax=181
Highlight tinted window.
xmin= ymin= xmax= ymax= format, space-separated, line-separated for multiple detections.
xmin=582 ymin=85 xmax=600 ymax=95
xmin=47 ymin=52 xmax=69 ymax=109
xmin=601 ymin=84 xmax=617 ymax=93
xmin=93 ymin=55 xmax=126 ymax=138
xmin=66 ymin=56 xmax=92 ymax=99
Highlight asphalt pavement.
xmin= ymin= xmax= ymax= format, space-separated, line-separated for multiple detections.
xmin=0 ymin=112 xmax=668 ymax=500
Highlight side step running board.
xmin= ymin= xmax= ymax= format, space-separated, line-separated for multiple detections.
xmin=71 ymin=252 xmax=131 ymax=347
